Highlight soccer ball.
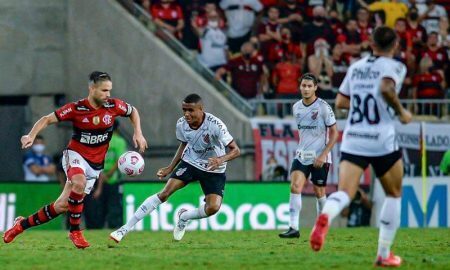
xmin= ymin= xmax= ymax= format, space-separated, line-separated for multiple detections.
xmin=118 ymin=151 xmax=145 ymax=176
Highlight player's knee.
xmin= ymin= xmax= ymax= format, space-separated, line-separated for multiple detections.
xmin=70 ymin=175 xmax=86 ymax=193
xmin=54 ymin=200 xmax=68 ymax=213
xmin=157 ymin=192 xmax=169 ymax=202
xmin=290 ymin=182 xmax=302 ymax=193
xmin=385 ymin=189 xmax=402 ymax=197
xmin=205 ymin=203 xmax=221 ymax=215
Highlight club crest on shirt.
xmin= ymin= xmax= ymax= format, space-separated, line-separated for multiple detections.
xmin=311 ymin=110 xmax=319 ymax=120
xmin=203 ymin=134 xmax=210 ymax=144
xmin=93 ymin=116 xmax=100 ymax=125
xmin=103 ymin=114 xmax=112 ymax=125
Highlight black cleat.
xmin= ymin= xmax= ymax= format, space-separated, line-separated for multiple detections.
xmin=278 ymin=227 xmax=300 ymax=238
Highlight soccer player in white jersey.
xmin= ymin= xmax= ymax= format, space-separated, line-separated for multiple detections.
xmin=309 ymin=26 xmax=412 ymax=267
xmin=110 ymin=94 xmax=240 ymax=242
xmin=279 ymin=73 xmax=339 ymax=238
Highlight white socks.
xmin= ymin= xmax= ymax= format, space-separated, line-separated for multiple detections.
xmin=289 ymin=193 xmax=302 ymax=230
xmin=180 ymin=204 xmax=208 ymax=221
xmin=316 ymin=196 xmax=327 ymax=216
xmin=322 ymin=191 xmax=351 ymax=223
xmin=377 ymin=197 xmax=401 ymax=259
xmin=124 ymin=194 xmax=162 ymax=230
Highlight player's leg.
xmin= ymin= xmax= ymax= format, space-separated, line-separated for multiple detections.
xmin=110 ymin=178 xmax=186 ymax=243
xmin=2 ymin=181 xmax=72 ymax=244
xmin=310 ymin=153 xmax=366 ymax=251
xmin=279 ymin=160 xmax=309 ymax=238
xmin=373 ymin=151 xmax=403 ymax=267
xmin=174 ymin=170 xmax=225 ymax=241
xmin=311 ymin=163 xmax=330 ymax=217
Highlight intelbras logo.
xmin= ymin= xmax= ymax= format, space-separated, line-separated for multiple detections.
xmin=0 ymin=193 xmax=16 ymax=232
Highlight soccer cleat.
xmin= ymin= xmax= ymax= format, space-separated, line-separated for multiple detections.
xmin=68 ymin=230 xmax=90 ymax=249
xmin=375 ymin=252 xmax=402 ymax=267
xmin=109 ymin=226 xmax=129 ymax=243
xmin=3 ymin=216 xmax=25 ymax=243
xmin=173 ymin=208 xmax=188 ymax=241
xmin=278 ymin=227 xmax=300 ymax=238
xmin=309 ymin=213 xmax=329 ymax=252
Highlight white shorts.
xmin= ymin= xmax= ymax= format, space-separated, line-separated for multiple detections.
xmin=62 ymin=149 xmax=102 ymax=195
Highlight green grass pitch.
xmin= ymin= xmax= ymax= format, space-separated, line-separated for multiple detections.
xmin=1 ymin=228 xmax=449 ymax=269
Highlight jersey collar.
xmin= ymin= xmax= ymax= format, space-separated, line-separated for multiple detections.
xmin=302 ymin=97 xmax=318 ymax=107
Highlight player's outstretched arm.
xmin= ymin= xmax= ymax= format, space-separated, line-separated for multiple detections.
xmin=207 ymin=141 xmax=241 ymax=171
xmin=129 ymin=107 xmax=148 ymax=153
xmin=21 ymin=112 xmax=58 ymax=149
xmin=335 ymin=93 xmax=350 ymax=110
xmin=157 ymin=142 xmax=187 ymax=179
xmin=380 ymin=78 xmax=412 ymax=124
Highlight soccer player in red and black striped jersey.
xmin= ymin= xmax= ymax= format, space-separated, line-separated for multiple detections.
xmin=2 ymin=71 xmax=148 ymax=248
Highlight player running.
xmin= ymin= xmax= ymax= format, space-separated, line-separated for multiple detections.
xmin=309 ymin=26 xmax=412 ymax=267
xmin=110 ymin=93 xmax=240 ymax=242
xmin=2 ymin=71 xmax=148 ymax=248
xmin=279 ymin=73 xmax=338 ymax=239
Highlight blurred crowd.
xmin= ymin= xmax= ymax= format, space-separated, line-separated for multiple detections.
xmin=136 ymin=0 xmax=450 ymax=115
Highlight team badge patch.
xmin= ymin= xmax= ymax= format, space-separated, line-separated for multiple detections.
xmin=203 ymin=134 xmax=210 ymax=144
xmin=103 ymin=114 xmax=112 ymax=125
xmin=176 ymin=167 xmax=187 ymax=176
xmin=311 ymin=110 xmax=319 ymax=120
xmin=93 ymin=116 xmax=100 ymax=125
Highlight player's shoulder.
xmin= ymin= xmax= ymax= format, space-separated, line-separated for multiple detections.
xmin=205 ymin=113 xmax=228 ymax=130
xmin=176 ymin=116 xmax=186 ymax=126
xmin=102 ymin=98 xmax=121 ymax=108
xmin=317 ymin=98 xmax=333 ymax=108
xmin=293 ymin=100 xmax=303 ymax=109
xmin=378 ymin=57 xmax=407 ymax=77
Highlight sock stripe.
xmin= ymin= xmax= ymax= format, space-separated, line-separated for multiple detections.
xmin=68 ymin=192 xmax=84 ymax=231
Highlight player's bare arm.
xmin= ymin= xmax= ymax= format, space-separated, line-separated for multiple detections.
xmin=21 ymin=112 xmax=58 ymax=149
xmin=314 ymin=124 xmax=339 ymax=168
xmin=129 ymin=107 xmax=148 ymax=153
xmin=380 ymin=78 xmax=412 ymax=124
xmin=157 ymin=142 xmax=187 ymax=179
xmin=207 ymin=141 xmax=240 ymax=171
xmin=335 ymin=93 xmax=350 ymax=110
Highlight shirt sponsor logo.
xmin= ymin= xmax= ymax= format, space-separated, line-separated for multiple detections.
xmin=59 ymin=108 xmax=72 ymax=117
xmin=176 ymin=167 xmax=187 ymax=176
xmin=351 ymin=67 xmax=380 ymax=80
xmin=80 ymin=133 xmax=109 ymax=144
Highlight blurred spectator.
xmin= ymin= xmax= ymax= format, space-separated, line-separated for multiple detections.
xmin=395 ymin=18 xmax=416 ymax=72
xmin=258 ymin=6 xmax=283 ymax=66
xmin=421 ymin=32 xmax=449 ymax=73
xmin=420 ymin=0 xmax=448 ymax=34
xmin=412 ymin=56 xmax=446 ymax=115
xmin=328 ymin=9 xmax=345 ymax=37
xmin=406 ymin=7 xmax=428 ymax=52
xmin=262 ymin=156 xmax=287 ymax=181
xmin=272 ymin=50 xmax=302 ymax=98
xmin=341 ymin=188 xmax=373 ymax=227
xmin=278 ymin=0 xmax=304 ymax=42
xmin=84 ymin=121 xmax=127 ymax=229
xmin=178 ymin=0 xmax=210 ymax=50
xmin=440 ymin=149 xmax=450 ymax=175
xmin=331 ymin=43 xmax=350 ymax=89
xmin=22 ymin=135 xmax=56 ymax=182
xmin=220 ymin=0 xmax=263 ymax=53
xmin=150 ymin=0 xmax=185 ymax=39
xmin=300 ymin=6 xmax=335 ymax=56
xmin=357 ymin=0 xmax=408 ymax=28
xmin=215 ymin=42 xmax=269 ymax=99
xmin=197 ymin=10 xmax=229 ymax=71
xmin=338 ymin=19 xmax=363 ymax=58
xmin=277 ymin=27 xmax=303 ymax=65
xmin=356 ymin=7 xmax=373 ymax=50
xmin=438 ymin=16 xmax=450 ymax=47
xmin=308 ymin=38 xmax=335 ymax=99
xmin=191 ymin=1 xmax=226 ymax=36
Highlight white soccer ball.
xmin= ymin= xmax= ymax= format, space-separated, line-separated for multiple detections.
xmin=118 ymin=151 xmax=145 ymax=176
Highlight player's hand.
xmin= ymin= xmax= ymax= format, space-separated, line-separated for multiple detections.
xmin=399 ymin=109 xmax=412 ymax=124
xmin=133 ymin=133 xmax=148 ymax=153
xmin=313 ymin=154 xmax=326 ymax=168
xmin=207 ymin=157 xmax=223 ymax=171
xmin=157 ymin=166 xmax=172 ymax=180
xmin=21 ymin=135 xmax=34 ymax=149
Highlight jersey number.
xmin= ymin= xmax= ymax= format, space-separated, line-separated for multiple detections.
xmin=350 ymin=94 xmax=380 ymax=125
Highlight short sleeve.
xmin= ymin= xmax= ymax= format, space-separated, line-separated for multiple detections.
xmin=175 ymin=119 xmax=187 ymax=142
xmin=381 ymin=61 xmax=407 ymax=94
xmin=324 ymin=102 xmax=336 ymax=127
xmin=54 ymin=103 xmax=76 ymax=122
xmin=338 ymin=70 xmax=351 ymax=98
xmin=215 ymin=119 xmax=233 ymax=147
xmin=112 ymin=98 xmax=133 ymax=117
xmin=251 ymin=0 xmax=263 ymax=12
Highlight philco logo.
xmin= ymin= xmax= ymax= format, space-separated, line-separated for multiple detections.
xmin=0 ymin=193 xmax=16 ymax=232
xmin=93 ymin=116 xmax=100 ymax=125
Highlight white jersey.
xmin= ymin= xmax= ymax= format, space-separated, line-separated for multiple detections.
xmin=293 ymin=98 xmax=336 ymax=165
xmin=176 ymin=113 xmax=234 ymax=173
xmin=339 ymin=55 xmax=407 ymax=156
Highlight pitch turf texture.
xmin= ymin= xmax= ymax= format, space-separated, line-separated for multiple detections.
xmin=1 ymin=229 xmax=449 ymax=270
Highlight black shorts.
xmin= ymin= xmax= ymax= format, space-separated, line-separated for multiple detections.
xmin=290 ymin=159 xmax=330 ymax=187
xmin=340 ymin=150 xmax=402 ymax=178
xmin=169 ymin=160 xmax=226 ymax=197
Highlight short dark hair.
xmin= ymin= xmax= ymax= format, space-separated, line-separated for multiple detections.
xmin=372 ymin=26 xmax=397 ymax=52
xmin=89 ymin=71 xmax=111 ymax=84
xmin=183 ymin=93 xmax=202 ymax=104
xmin=299 ymin=73 xmax=318 ymax=85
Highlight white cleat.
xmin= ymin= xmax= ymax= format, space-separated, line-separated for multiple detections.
xmin=173 ymin=208 xmax=188 ymax=241
xmin=110 ymin=226 xmax=129 ymax=243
